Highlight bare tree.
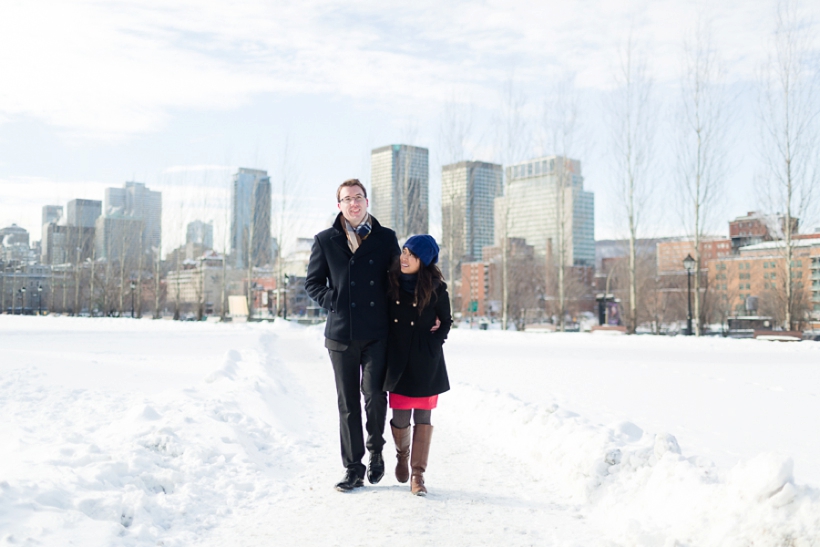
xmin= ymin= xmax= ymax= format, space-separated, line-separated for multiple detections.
xmin=636 ymin=253 xmax=665 ymax=333
xmin=675 ymin=18 xmax=730 ymax=336
xmin=88 ymin=249 xmax=97 ymax=316
xmin=495 ymin=76 xmax=530 ymax=329
xmin=0 ymin=263 xmax=6 ymax=313
xmin=271 ymin=138 xmax=312 ymax=319
xmin=758 ymin=0 xmax=818 ymax=330
xmin=274 ymin=139 xmax=293 ymax=317
xmin=152 ymin=239 xmax=162 ymax=319
xmin=542 ymin=81 xmax=583 ymax=331
xmin=220 ymin=173 xmax=231 ymax=321
xmin=72 ymin=243 xmax=82 ymax=315
xmin=508 ymin=246 xmax=546 ymax=331
xmin=61 ymin=263 xmax=69 ymax=313
xmin=700 ymin=265 xmax=733 ymax=332
xmin=135 ymin=223 xmax=146 ymax=319
xmin=439 ymin=96 xmax=475 ymax=310
xmin=606 ymin=32 xmax=657 ymax=334
xmin=101 ymin=252 xmax=111 ymax=315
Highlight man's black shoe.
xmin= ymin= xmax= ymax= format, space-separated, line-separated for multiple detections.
xmin=367 ymin=451 xmax=385 ymax=484
xmin=335 ymin=468 xmax=364 ymax=492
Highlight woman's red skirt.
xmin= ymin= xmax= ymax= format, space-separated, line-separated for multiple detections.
xmin=389 ymin=393 xmax=438 ymax=410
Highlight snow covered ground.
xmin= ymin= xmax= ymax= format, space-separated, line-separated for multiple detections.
xmin=1 ymin=315 xmax=818 ymax=546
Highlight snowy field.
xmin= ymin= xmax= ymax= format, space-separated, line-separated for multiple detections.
xmin=1 ymin=316 xmax=819 ymax=546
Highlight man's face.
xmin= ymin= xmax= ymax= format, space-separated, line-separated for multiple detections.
xmin=337 ymin=185 xmax=368 ymax=227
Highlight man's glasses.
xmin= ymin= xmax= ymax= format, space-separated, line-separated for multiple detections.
xmin=339 ymin=195 xmax=366 ymax=205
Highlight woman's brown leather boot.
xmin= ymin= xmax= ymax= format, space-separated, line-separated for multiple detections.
xmin=410 ymin=424 xmax=433 ymax=496
xmin=391 ymin=424 xmax=411 ymax=483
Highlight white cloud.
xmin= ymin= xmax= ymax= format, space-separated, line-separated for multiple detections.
xmin=1 ymin=0 xmax=815 ymax=139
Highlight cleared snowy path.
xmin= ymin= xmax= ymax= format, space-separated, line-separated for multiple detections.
xmin=204 ymin=324 xmax=606 ymax=547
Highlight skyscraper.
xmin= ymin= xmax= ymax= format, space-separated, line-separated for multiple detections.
xmin=42 ymin=205 xmax=63 ymax=228
xmin=441 ymin=161 xmax=503 ymax=275
xmin=41 ymin=203 xmax=93 ymax=266
xmin=104 ymin=182 xmax=162 ymax=252
xmin=370 ymin=144 xmax=429 ymax=240
xmin=96 ymin=182 xmax=161 ymax=262
xmin=95 ymin=215 xmax=144 ymax=263
xmin=66 ymin=199 xmax=102 ymax=228
xmin=186 ymin=220 xmax=214 ymax=249
xmin=231 ymin=168 xmax=272 ymax=268
xmin=494 ymin=156 xmax=594 ymax=267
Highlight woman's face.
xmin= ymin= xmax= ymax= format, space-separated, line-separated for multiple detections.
xmin=400 ymin=247 xmax=421 ymax=274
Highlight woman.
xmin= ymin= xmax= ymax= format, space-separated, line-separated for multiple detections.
xmin=383 ymin=235 xmax=451 ymax=496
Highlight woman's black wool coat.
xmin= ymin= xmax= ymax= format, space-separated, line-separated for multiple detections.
xmin=383 ymin=282 xmax=452 ymax=397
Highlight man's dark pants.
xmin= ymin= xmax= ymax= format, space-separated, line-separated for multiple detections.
xmin=327 ymin=338 xmax=388 ymax=478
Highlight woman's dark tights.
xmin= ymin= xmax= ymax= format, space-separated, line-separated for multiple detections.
xmin=391 ymin=409 xmax=431 ymax=429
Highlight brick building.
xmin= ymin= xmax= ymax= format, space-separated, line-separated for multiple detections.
xmin=459 ymin=262 xmax=490 ymax=318
xmin=729 ymin=211 xmax=799 ymax=254
xmin=656 ymin=238 xmax=732 ymax=273
xmin=707 ymin=238 xmax=820 ymax=322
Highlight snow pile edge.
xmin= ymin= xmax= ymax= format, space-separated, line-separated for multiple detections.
xmin=448 ymin=383 xmax=820 ymax=546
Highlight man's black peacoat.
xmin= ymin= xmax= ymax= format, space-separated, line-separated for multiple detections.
xmin=384 ymin=282 xmax=452 ymax=397
xmin=305 ymin=213 xmax=400 ymax=342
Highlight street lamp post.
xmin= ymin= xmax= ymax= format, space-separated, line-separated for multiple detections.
xmin=130 ymin=281 xmax=136 ymax=318
xmin=683 ymin=253 xmax=695 ymax=336
xmin=20 ymin=286 xmax=26 ymax=315
xmin=37 ymin=284 xmax=43 ymax=316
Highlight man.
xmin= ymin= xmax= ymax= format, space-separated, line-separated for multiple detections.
xmin=305 ymin=179 xmax=400 ymax=491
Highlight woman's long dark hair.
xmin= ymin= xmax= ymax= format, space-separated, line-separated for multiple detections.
xmin=388 ymin=251 xmax=444 ymax=313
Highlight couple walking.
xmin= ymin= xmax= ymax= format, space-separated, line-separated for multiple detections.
xmin=305 ymin=179 xmax=451 ymax=496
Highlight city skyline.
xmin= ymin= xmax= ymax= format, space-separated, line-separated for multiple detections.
xmin=2 ymin=1 xmax=819 ymax=252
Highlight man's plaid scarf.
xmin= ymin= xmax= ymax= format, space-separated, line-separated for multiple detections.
xmin=344 ymin=214 xmax=371 ymax=253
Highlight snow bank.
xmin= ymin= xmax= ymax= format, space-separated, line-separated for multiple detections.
xmin=0 ymin=319 xmax=310 ymax=546
xmin=449 ymin=384 xmax=820 ymax=546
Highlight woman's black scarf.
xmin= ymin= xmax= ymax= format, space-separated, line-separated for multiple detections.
xmin=399 ymin=273 xmax=417 ymax=295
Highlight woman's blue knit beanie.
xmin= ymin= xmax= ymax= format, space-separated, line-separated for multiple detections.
xmin=404 ymin=235 xmax=439 ymax=267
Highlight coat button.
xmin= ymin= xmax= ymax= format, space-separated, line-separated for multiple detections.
xmin=351 ymin=259 xmax=355 ymax=265
xmin=396 ymin=300 xmax=400 ymax=304
xmin=370 ymin=280 xmax=374 ymax=286
xmin=410 ymin=321 xmax=414 ymax=326
xmin=412 ymin=302 xmax=417 ymax=307
xmin=351 ymin=281 xmax=356 ymax=286
xmin=351 ymin=302 xmax=356 ymax=308
xmin=369 ymin=259 xmax=374 ymax=265
xmin=370 ymin=302 xmax=374 ymax=307
xmin=394 ymin=318 xmax=398 ymax=323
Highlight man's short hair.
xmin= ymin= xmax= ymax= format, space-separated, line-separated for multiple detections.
xmin=337 ymin=179 xmax=367 ymax=202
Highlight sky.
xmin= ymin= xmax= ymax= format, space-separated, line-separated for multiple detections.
xmin=1 ymin=0 xmax=818 ymax=254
